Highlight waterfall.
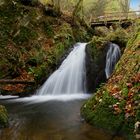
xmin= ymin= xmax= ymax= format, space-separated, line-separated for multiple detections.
xmin=105 ymin=43 xmax=121 ymax=79
xmin=37 ymin=43 xmax=87 ymax=95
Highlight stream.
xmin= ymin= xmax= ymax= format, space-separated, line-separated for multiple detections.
xmin=0 ymin=43 xmax=124 ymax=140
xmin=0 ymin=95 xmax=125 ymax=140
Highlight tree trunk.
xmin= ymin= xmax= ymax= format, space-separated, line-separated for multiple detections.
xmin=72 ymin=0 xmax=83 ymax=24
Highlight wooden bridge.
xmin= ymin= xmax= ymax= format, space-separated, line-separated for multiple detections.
xmin=91 ymin=11 xmax=140 ymax=28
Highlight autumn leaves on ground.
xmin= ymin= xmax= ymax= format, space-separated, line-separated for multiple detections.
xmin=0 ymin=0 xmax=91 ymax=129
xmin=0 ymin=0 xmax=90 ymax=95
xmin=0 ymin=0 xmax=140 ymax=140
xmin=81 ymin=25 xmax=140 ymax=139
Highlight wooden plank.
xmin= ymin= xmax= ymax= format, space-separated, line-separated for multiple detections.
xmin=91 ymin=10 xmax=140 ymax=23
xmin=104 ymin=10 xmax=140 ymax=15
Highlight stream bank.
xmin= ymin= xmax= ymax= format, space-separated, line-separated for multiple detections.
xmin=81 ymin=22 xmax=140 ymax=140
xmin=0 ymin=96 xmax=125 ymax=140
xmin=0 ymin=1 xmax=139 ymax=139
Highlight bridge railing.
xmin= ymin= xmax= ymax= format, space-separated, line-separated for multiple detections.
xmin=92 ymin=11 xmax=140 ymax=23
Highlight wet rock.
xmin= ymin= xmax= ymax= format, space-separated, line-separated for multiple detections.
xmin=86 ymin=41 xmax=110 ymax=92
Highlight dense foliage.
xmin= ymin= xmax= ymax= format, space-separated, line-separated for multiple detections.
xmin=0 ymin=0 xmax=90 ymax=94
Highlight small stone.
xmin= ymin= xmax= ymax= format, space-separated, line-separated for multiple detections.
xmin=136 ymin=134 xmax=140 ymax=139
xmin=80 ymin=118 xmax=85 ymax=122
xmin=116 ymin=102 xmax=120 ymax=105
xmin=99 ymin=99 xmax=102 ymax=102
xmin=84 ymin=104 xmax=86 ymax=108
xmin=93 ymin=105 xmax=96 ymax=108
xmin=135 ymin=121 xmax=140 ymax=133
xmin=108 ymin=105 xmax=112 ymax=108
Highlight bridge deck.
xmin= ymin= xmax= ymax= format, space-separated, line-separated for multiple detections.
xmin=91 ymin=11 xmax=140 ymax=27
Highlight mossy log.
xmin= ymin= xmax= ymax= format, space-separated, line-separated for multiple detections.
xmin=0 ymin=80 xmax=35 ymax=85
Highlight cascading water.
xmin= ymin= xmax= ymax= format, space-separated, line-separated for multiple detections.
xmin=37 ymin=43 xmax=87 ymax=95
xmin=105 ymin=43 xmax=121 ymax=79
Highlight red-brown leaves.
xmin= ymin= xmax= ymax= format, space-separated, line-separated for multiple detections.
xmin=124 ymin=99 xmax=135 ymax=119
xmin=2 ymin=69 xmax=34 ymax=93
xmin=113 ymin=103 xmax=122 ymax=114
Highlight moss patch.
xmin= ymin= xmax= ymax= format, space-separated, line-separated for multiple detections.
xmin=0 ymin=105 xmax=8 ymax=128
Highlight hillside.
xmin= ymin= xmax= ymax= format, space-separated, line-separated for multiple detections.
xmin=0 ymin=0 xmax=90 ymax=95
xmin=81 ymin=24 xmax=140 ymax=139
xmin=0 ymin=1 xmax=139 ymax=139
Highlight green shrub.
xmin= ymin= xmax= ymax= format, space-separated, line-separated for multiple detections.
xmin=43 ymin=22 xmax=54 ymax=37
xmin=13 ymin=26 xmax=38 ymax=45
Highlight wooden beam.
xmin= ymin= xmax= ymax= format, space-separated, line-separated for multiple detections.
xmin=103 ymin=10 xmax=140 ymax=15
xmin=91 ymin=10 xmax=140 ymax=23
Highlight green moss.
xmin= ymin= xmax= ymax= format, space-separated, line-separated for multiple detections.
xmin=28 ymin=63 xmax=48 ymax=82
xmin=72 ymin=26 xmax=91 ymax=41
xmin=87 ymin=36 xmax=107 ymax=60
xmin=43 ymin=21 xmax=54 ymax=37
xmin=82 ymin=23 xmax=140 ymax=139
xmin=121 ymin=86 xmax=129 ymax=98
xmin=0 ymin=105 xmax=8 ymax=128
xmin=82 ymin=92 xmax=124 ymax=131
xmin=55 ymin=23 xmax=74 ymax=41
xmin=105 ymin=27 xmax=128 ymax=47
xmin=13 ymin=26 xmax=38 ymax=45
xmin=54 ymin=42 xmax=65 ymax=62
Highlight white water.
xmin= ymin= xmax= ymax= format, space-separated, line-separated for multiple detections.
xmin=0 ymin=94 xmax=91 ymax=103
xmin=37 ymin=43 xmax=87 ymax=95
xmin=105 ymin=43 xmax=121 ymax=79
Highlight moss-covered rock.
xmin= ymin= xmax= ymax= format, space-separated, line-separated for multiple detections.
xmin=85 ymin=26 xmax=129 ymax=93
xmin=94 ymin=26 xmax=129 ymax=49
xmin=81 ymin=24 xmax=140 ymax=139
xmin=0 ymin=105 xmax=8 ymax=128
xmin=105 ymin=27 xmax=129 ymax=49
xmin=86 ymin=37 xmax=108 ymax=92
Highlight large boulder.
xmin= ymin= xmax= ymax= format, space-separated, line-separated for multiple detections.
xmin=85 ymin=27 xmax=128 ymax=93
xmin=86 ymin=37 xmax=109 ymax=93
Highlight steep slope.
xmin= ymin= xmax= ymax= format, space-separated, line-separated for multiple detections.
xmin=0 ymin=0 xmax=90 ymax=95
xmin=81 ymin=25 xmax=140 ymax=139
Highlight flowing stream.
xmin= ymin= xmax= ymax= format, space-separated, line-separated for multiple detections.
xmin=0 ymin=96 xmax=125 ymax=140
xmin=0 ymin=43 xmax=125 ymax=140
xmin=105 ymin=43 xmax=121 ymax=79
